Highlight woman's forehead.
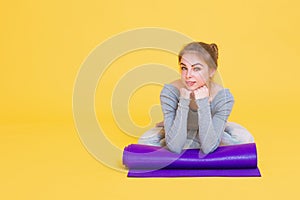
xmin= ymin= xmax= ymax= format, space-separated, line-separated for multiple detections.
xmin=181 ymin=52 xmax=207 ymax=66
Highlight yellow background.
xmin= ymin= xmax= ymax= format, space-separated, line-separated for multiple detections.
xmin=1 ymin=0 xmax=300 ymax=199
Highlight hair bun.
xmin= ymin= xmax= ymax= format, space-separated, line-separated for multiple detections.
xmin=210 ymin=43 xmax=218 ymax=60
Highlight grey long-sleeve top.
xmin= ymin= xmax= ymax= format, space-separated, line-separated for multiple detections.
xmin=160 ymin=84 xmax=234 ymax=154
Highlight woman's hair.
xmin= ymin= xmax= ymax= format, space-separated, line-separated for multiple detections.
xmin=178 ymin=42 xmax=219 ymax=70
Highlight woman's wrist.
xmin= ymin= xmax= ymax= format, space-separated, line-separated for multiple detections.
xmin=178 ymin=97 xmax=191 ymax=109
xmin=195 ymin=97 xmax=209 ymax=111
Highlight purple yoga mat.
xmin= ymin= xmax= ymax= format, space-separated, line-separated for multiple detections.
xmin=123 ymin=143 xmax=261 ymax=177
xmin=128 ymin=168 xmax=261 ymax=177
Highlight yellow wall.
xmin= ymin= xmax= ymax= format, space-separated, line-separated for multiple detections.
xmin=1 ymin=0 xmax=300 ymax=199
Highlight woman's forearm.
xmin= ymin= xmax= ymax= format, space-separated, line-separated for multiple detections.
xmin=163 ymin=97 xmax=190 ymax=153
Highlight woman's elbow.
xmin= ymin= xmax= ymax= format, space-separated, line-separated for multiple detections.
xmin=201 ymin=144 xmax=218 ymax=154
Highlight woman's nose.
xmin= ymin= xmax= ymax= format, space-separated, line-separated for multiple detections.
xmin=186 ymin=69 xmax=192 ymax=78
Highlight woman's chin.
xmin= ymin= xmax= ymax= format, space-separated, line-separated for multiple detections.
xmin=185 ymin=85 xmax=198 ymax=91
xmin=185 ymin=84 xmax=205 ymax=91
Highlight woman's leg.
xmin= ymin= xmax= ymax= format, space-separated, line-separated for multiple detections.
xmin=220 ymin=122 xmax=254 ymax=146
xmin=137 ymin=127 xmax=165 ymax=147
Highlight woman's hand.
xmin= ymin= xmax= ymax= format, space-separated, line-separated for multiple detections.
xmin=180 ymin=88 xmax=192 ymax=99
xmin=194 ymin=86 xmax=209 ymax=100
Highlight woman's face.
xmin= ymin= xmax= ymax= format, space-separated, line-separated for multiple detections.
xmin=180 ymin=52 xmax=215 ymax=91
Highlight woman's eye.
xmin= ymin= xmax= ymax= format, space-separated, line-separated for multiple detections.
xmin=181 ymin=66 xmax=187 ymax=71
xmin=193 ymin=67 xmax=201 ymax=71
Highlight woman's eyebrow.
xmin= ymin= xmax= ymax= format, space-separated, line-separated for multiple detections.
xmin=191 ymin=63 xmax=204 ymax=67
xmin=180 ymin=62 xmax=204 ymax=67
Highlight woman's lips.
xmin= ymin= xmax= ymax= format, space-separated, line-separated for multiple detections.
xmin=186 ymin=81 xmax=196 ymax=87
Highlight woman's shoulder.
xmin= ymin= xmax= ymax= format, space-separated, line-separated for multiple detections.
xmin=211 ymin=83 xmax=234 ymax=103
xmin=160 ymin=79 xmax=181 ymax=98
xmin=169 ymin=79 xmax=184 ymax=91
xmin=211 ymin=83 xmax=224 ymax=99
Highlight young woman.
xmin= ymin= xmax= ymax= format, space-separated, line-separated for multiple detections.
xmin=138 ymin=42 xmax=254 ymax=154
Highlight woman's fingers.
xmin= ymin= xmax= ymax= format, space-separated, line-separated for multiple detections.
xmin=180 ymin=88 xmax=192 ymax=99
xmin=194 ymin=86 xmax=209 ymax=99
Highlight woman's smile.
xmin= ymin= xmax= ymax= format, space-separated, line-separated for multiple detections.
xmin=185 ymin=81 xmax=196 ymax=87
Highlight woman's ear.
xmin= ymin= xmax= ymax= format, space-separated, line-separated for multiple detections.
xmin=209 ymin=69 xmax=216 ymax=78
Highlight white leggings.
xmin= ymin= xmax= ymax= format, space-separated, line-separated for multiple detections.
xmin=138 ymin=122 xmax=255 ymax=147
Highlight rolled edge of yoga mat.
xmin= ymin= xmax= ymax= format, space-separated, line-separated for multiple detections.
xmin=123 ymin=143 xmax=258 ymax=170
xmin=128 ymin=168 xmax=261 ymax=177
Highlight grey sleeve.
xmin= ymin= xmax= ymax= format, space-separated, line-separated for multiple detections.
xmin=160 ymin=86 xmax=190 ymax=153
xmin=196 ymin=90 xmax=234 ymax=154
